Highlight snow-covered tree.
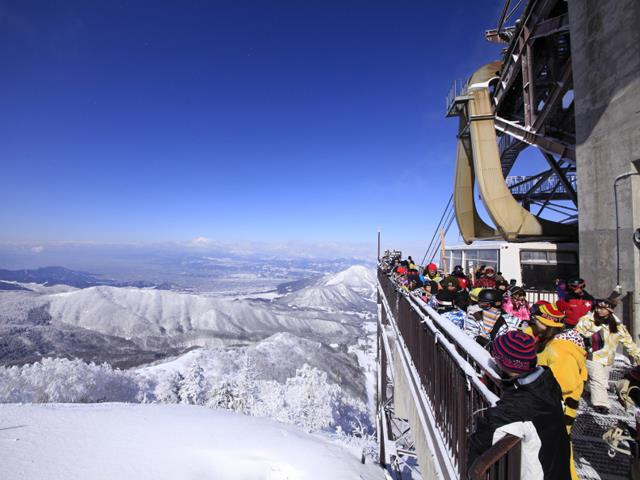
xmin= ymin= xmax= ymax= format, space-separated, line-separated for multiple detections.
xmin=180 ymin=362 xmax=208 ymax=405
xmin=230 ymin=353 xmax=257 ymax=414
xmin=206 ymin=353 xmax=257 ymax=413
xmin=0 ymin=358 xmax=141 ymax=403
xmin=155 ymin=371 xmax=184 ymax=404
xmin=283 ymin=363 xmax=340 ymax=432
xmin=251 ymin=380 xmax=286 ymax=422
xmin=207 ymin=379 xmax=236 ymax=410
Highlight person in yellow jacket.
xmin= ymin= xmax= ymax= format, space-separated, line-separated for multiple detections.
xmin=537 ymin=300 xmax=589 ymax=480
xmin=576 ymin=292 xmax=640 ymax=414
xmin=538 ymin=330 xmax=587 ymax=430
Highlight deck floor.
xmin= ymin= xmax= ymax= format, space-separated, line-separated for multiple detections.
xmin=574 ymin=358 xmax=637 ymax=480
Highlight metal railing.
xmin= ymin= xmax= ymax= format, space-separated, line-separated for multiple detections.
xmin=524 ymin=289 xmax=558 ymax=304
xmin=446 ymin=79 xmax=469 ymax=114
xmin=498 ymin=133 xmax=520 ymax=157
xmin=506 ymin=173 xmax=577 ymax=196
xmin=468 ymin=434 xmax=522 ymax=480
xmin=377 ymin=270 xmax=521 ymax=479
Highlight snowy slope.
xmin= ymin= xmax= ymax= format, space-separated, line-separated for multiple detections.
xmin=138 ymin=332 xmax=368 ymax=400
xmin=278 ymin=265 xmax=376 ymax=312
xmin=279 ymin=283 xmax=372 ymax=312
xmin=322 ymin=265 xmax=376 ymax=292
xmin=46 ymin=286 xmax=358 ymax=347
xmin=0 ymin=403 xmax=385 ymax=480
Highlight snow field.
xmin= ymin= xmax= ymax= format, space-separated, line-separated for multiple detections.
xmin=0 ymin=403 xmax=385 ymax=480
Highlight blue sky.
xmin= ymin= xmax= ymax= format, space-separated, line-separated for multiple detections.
xmin=1 ymin=1 xmax=506 ymax=255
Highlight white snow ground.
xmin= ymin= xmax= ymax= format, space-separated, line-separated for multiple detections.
xmin=0 ymin=403 xmax=385 ymax=480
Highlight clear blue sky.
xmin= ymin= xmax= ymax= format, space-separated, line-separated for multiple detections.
xmin=1 ymin=1 xmax=504 ymax=251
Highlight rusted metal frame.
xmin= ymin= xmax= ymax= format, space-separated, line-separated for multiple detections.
xmin=541 ymin=151 xmax=578 ymax=205
xmin=485 ymin=27 xmax=516 ymax=44
xmin=467 ymin=434 xmax=521 ymax=480
xmin=493 ymin=0 xmax=559 ymax=109
xmin=494 ymin=116 xmax=576 ymax=161
xmin=530 ymin=12 xmax=569 ymax=39
xmin=493 ymin=36 xmax=524 ymax=110
xmin=531 ymin=59 xmax=573 ymax=133
xmin=521 ymin=25 xmax=536 ymax=128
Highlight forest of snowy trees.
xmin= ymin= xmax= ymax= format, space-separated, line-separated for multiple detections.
xmin=0 ymin=356 xmax=370 ymax=435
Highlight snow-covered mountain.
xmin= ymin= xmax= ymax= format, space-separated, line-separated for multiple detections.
xmin=46 ymin=285 xmax=360 ymax=349
xmin=277 ymin=265 xmax=376 ymax=312
xmin=322 ymin=265 xmax=376 ymax=292
xmin=0 ymin=264 xmax=376 ymax=367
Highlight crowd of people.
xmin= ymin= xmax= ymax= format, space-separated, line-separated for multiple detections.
xmin=380 ymin=254 xmax=640 ymax=479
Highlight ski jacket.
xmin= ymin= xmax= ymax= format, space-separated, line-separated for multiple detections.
xmin=475 ymin=276 xmax=497 ymax=289
xmin=440 ymin=308 xmax=466 ymax=330
xmin=502 ymin=296 xmax=530 ymax=323
xmin=468 ymin=367 xmax=571 ymax=479
xmin=537 ymin=329 xmax=587 ymax=431
xmin=426 ymin=272 xmax=442 ymax=284
xmin=475 ymin=307 xmax=504 ymax=340
xmin=576 ymin=312 xmax=640 ymax=366
xmin=567 ymin=289 xmax=594 ymax=302
xmin=464 ymin=305 xmax=483 ymax=337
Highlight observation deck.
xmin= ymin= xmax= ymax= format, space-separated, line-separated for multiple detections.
xmin=376 ymin=268 xmax=636 ymax=479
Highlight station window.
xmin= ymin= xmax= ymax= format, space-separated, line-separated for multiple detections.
xmin=451 ymin=251 xmax=462 ymax=268
xmin=462 ymin=249 xmax=499 ymax=273
xmin=520 ymin=250 xmax=579 ymax=290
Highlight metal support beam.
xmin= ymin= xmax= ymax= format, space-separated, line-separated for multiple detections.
xmin=532 ymin=59 xmax=573 ymax=133
xmin=531 ymin=13 xmax=569 ymax=39
xmin=508 ymin=169 xmax=552 ymax=189
xmin=493 ymin=0 xmax=562 ymax=110
xmin=534 ymin=180 xmax=562 ymax=218
xmin=541 ymin=151 xmax=578 ymax=205
xmin=521 ymin=26 xmax=537 ymax=128
xmin=495 ymin=116 xmax=576 ymax=162
xmin=522 ymin=170 xmax=555 ymax=200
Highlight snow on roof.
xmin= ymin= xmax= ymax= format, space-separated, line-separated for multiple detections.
xmin=0 ymin=403 xmax=385 ymax=480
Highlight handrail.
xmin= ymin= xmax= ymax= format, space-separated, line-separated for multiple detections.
xmin=377 ymin=267 xmax=524 ymax=479
xmin=467 ymin=434 xmax=521 ymax=480
xmin=408 ymin=293 xmax=503 ymax=387
xmin=405 ymin=290 xmax=501 ymax=404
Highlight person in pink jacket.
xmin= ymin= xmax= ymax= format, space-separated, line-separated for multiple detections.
xmin=502 ymin=287 xmax=530 ymax=326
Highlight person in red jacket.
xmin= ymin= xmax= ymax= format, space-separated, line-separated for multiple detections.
xmin=475 ymin=266 xmax=497 ymax=288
